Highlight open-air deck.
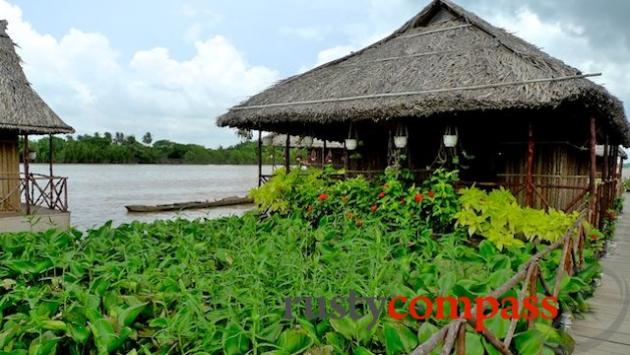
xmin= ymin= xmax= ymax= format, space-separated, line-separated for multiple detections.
xmin=0 ymin=172 xmax=70 ymax=232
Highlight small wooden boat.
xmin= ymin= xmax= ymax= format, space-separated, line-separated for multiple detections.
xmin=125 ymin=195 xmax=253 ymax=213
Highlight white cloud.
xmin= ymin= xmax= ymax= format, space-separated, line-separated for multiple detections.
xmin=0 ymin=0 xmax=278 ymax=147
xmin=279 ymin=25 xmax=333 ymax=41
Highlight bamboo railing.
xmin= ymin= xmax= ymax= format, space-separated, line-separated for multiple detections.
xmin=411 ymin=209 xmax=588 ymax=355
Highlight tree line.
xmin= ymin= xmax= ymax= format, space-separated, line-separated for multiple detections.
xmin=26 ymin=132 xmax=284 ymax=165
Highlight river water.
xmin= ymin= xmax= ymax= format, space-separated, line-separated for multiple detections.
xmin=29 ymin=164 xmax=269 ymax=229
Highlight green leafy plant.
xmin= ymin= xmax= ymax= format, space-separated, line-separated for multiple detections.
xmin=455 ymin=187 xmax=579 ymax=250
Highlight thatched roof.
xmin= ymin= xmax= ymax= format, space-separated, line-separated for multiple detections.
xmin=217 ymin=0 xmax=629 ymax=145
xmin=0 ymin=20 xmax=73 ymax=134
xmin=264 ymin=133 xmax=344 ymax=149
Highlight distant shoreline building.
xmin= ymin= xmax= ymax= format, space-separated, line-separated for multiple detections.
xmin=0 ymin=20 xmax=74 ymax=232
xmin=218 ymin=0 xmax=629 ymax=227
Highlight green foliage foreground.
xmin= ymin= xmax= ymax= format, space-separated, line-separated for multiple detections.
xmin=0 ymin=169 xmax=616 ymax=354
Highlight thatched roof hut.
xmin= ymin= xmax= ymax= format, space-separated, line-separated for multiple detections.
xmin=217 ymin=0 xmax=628 ymax=146
xmin=1 ymin=20 xmax=73 ymax=218
xmin=0 ymin=20 xmax=73 ymax=134
xmin=219 ymin=0 xmax=627 ymax=221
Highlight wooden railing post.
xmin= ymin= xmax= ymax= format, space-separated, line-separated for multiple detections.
xmin=456 ymin=323 xmax=466 ymax=355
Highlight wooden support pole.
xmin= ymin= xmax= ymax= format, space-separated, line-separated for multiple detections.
xmin=257 ymin=130 xmax=262 ymax=186
xmin=284 ymin=134 xmax=290 ymax=172
xmin=322 ymin=140 xmax=327 ymax=167
xmin=588 ymin=117 xmax=597 ymax=225
xmin=526 ymin=123 xmax=535 ymax=207
xmin=49 ymin=134 xmax=54 ymax=209
xmin=600 ymin=137 xmax=609 ymax=226
xmin=23 ymin=134 xmax=31 ymax=215
xmin=616 ymin=154 xmax=626 ymax=195
xmin=611 ymin=145 xmax=619 ymax=204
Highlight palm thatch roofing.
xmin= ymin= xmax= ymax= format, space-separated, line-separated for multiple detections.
xmin=264 ymin=133 xmax=344 ymax=149
xmin=217 ymin=0 xmax=629 ymax=146
xmin=0 ymin=20 xmax=73 ymax=135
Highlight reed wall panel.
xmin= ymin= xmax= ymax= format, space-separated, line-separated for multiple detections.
xmin=0 ymin=132 xmax=19 ymax=212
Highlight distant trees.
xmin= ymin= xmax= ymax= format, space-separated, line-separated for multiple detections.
xmin=142 ymin=132 xmax=153 ymax=145
xmin=28 ymin=132 xmax=281 ymax=165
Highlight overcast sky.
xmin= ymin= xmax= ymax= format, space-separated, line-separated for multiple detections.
xmin=3 ymin=0 xmax=629 ymax=147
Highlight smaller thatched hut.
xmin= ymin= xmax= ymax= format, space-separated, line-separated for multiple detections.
xmin=0 ymin=20 xmax=74 ymax=231
xmin=218 ymin=0 xmax=629 ymax=226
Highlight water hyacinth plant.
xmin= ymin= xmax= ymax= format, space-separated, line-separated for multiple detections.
xmin=0 ymin=168 xmax=612 ymax=354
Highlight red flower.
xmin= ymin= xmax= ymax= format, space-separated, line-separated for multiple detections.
xmin=428 ymin=191 xmax=435 ymax=198
xmin=590 ymin=233 xmax=599 ymax=241
xmin=318 ymin=193 xmax=329 ymax=201
xmin=378 ymin=191 xmax=386 ymax=199
xmin=370 ymin=204 xmax=378 ymax=213
xmin=415 ymin=193 xmax=424 ymax=203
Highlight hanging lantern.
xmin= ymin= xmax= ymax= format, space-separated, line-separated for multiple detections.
xmin=443 ymin=125 xmax=458 ymax=147
xmin=346 ymin=123 xmax=358 ymax=151
xmin=302 ymin=136 xmax=313 ymax=147
xmin=393 ymin=136 xmax=407 ymax=148
xmin=393 ymin=123 xmax=408 ymax=149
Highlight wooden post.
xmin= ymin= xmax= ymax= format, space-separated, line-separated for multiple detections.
xmin=588 ymin=117 xmax=597 ymax=225
xmin=526 ymin=123 xmax=535 ymax=207
xmin=610 ymin=145 xmax=619 ymax=202
xmin=322 ymin=140 xmax=327 ymax=167
xmin=49 ymin=134 xmax=54 ymax=209
xmin=23 ymin=134 xmax=31 ymax=215
xmin=284 ymin=134 xmax=290 ymax=172
xmin=616 ymin=154 xmax=626 ymax=195
xmin=257 ymin=130 xmax=262 ymax=187
xmin=600 ymin=138 xmax=609 ymax=226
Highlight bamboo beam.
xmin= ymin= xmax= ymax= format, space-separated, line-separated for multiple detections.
xmin=232 ymin=74 xmax=602 ymax=111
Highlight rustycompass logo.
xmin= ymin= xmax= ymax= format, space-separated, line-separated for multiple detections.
xmin=283 ymin=291 xmax=558 ymax=331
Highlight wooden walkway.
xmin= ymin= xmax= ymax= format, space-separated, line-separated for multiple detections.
xmin=573 ymin=195 xmax=630 ymax=354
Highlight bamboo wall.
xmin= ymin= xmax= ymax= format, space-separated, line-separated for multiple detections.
xmin=499 ymin=144 xmax=591 ymax=211
xmin=0 ymin=132 xmax=20 ymax=212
